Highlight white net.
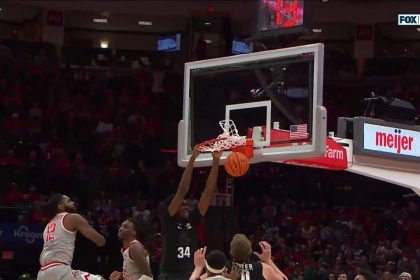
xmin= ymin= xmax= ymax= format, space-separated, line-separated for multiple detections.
xmin=197 ymin=120 xmax=247 ymax=152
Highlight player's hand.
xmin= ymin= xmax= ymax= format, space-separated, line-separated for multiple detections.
xmin=212 ymin=150 xmax=223 ymax=160
xmin=192 ymin=145 xmax=202 ymax=159
xmin=194 ymin=246 xmax=206 ymax=268
xmin=253 ymin=241 xmax=272 ymax=263
xmin=109 ymin=271 xmax=122 ymax=280
xmin=223 ymin=265 xmax=241 ymax=280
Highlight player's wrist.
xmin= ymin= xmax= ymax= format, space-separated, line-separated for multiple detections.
xmin=264 ymin=257 xmax=274 ymax=265
xmin=195 ymin=264 xmax=205 ymax=270
xmin=190 ymin=269 xmax=203 ymax=280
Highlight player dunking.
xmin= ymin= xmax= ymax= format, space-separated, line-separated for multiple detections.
xmin=158 ymin=147 xmax=222 ymax=280
xmin=37 ymin=194 xmax=106 ymax=280
xmin=229 ymin=234 xmax=288 ymax=280
xmin=110 ymin=218 xmax=153 ymax=280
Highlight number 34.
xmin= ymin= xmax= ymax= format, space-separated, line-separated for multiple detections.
xmin=177 ymin=246 xmax=190 ymax=258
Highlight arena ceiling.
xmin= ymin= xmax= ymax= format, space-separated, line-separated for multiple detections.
xmin=0 ymin=1 xmax=419 ymax=40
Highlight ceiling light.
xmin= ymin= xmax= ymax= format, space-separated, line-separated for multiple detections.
xmin=312 ymin=28 xmax=323 ymax=33
xmin=0 ymin=8 xmax=3 ymax=12
xmin=93 ymin=18 xmax=108 ymax=23
xmin=205 ymin=22 xmax=211 ymax=26
xmin=100 ymin=40 xmax=109 ymax=48
xmin=204 ymin=39 xmax=213 ymax=44
xmin=138 ymin=21 xmax=152 ymax=26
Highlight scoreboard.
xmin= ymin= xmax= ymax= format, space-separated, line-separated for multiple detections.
xmin=254 ymin=0 xmax=309 ymax=38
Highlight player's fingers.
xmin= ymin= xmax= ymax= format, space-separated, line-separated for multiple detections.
xmin=260 ymin=242 xmax=268 ymax=252
xmin=262 ymin=241 xmax=270 ymax=249
xmin=203 ymin=246 xmax=207 ymax=255
xmin=253 ymin=251 xmax=262 ymax=259
xmin=262 ymin=241 xmax=271 ymax=248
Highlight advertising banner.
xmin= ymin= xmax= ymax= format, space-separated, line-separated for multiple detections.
xmin=0 ymin=223 xmax=44 ymax=246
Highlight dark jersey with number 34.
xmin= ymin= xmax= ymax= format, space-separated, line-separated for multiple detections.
xmin=160 ymin=208 xmax=201 ymax=274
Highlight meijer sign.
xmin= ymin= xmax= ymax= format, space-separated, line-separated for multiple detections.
xmin=364 ymin=123 xmax=420 ymax=157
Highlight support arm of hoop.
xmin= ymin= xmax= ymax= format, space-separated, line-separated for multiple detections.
xmin=254 ymin=68 xmax=299 ymax=125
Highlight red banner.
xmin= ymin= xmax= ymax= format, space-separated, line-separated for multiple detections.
xmin=282 ymin=137 xmax=348 ymax=170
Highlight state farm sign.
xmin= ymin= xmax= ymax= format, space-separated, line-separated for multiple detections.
xmin=363 ymin=123 xmax=420 ymax=158
xmin=282 ymin=137 xmax=348 ymax=170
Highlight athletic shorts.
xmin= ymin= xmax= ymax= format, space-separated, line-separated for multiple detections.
xmin=37 ymin=262 xmax=104 ymax=280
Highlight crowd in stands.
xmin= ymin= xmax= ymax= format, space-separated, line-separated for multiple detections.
xmin=0 ymin=41 xmax=419 ymax=280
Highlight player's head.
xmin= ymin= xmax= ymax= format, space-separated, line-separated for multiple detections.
xmin=205 ymin=250 xmax=227 ymax=277
xmin=44 ymin=194 xmax=76 ymax=215
xmin=165 ymin=194 xmax=189 ymax=220
xmin=230 ymin=234 xmax=252 ymax=263
xmin=176 ymin=200 xmax=190 ymax=220
xmin=118 ymin=218 xmax=145 ymax=242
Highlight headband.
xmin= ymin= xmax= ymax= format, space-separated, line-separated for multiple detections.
xmin=205 ymin=261 xmax=226 ymax=274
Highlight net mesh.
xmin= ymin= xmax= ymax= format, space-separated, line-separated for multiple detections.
xmin=197 ymin=120 xmax=247 ymax=152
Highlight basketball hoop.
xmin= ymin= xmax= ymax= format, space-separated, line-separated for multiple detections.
xmin=196 ymin=120 xmax=248 ymax=152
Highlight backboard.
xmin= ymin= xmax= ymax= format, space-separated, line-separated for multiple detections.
xmin=178 ymin=43 xmax=326 ymax=167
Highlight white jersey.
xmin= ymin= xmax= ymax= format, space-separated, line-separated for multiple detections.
xmin=122 ymin=240 xmax=150 ymax=280
xmin=39 ymin=212 xmax=76 ymax=266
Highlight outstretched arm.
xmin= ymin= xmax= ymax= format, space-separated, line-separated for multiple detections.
xmin=189 ymin=247 xmax=206 ymax=280
xmin=65 ymin=214 xmax=106 ymax=247
xmin=254 ymin=241 xmax=288 ymax=280
xmin=130 ymin=243 xmax=152 ymax=278
xmin=198 ymin=151 xmax=222 ymax=216
xmin=168 ymin=146 xmax=201 ymax=216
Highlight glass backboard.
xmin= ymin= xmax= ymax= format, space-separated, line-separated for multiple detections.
xmin=178 ymin=43 xmax=326 ymax=167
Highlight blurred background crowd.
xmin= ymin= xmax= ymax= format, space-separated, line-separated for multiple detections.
xmin=0 ymin=1 xmax=420 ymax=279
xmin=0 ymin=41 xmax=419 ymax=280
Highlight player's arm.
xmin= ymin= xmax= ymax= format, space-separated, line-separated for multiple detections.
xmin=168 ymin=146 xmax=200 ymax=216
xmin=222 ymin=265 xmax=241 ymax=280
xmin=65 ymin=213 xmax=106 ymax=247
xmin=197 ymin=151 xmax=222 ymax=216
xmin=264 ymin=259 xmax=288 ymax=280
xmin=129 ymin=243 xmax=153 ymax=278
xmin=189 ymin=247 xmax=206 ymax=280
xmin=262 ymin=263 xmax=284 ymax=280
xmin=109 ymin=271 xmax=122 ymax=280
xmin=254 ymin=241 xmax=288 ymax=280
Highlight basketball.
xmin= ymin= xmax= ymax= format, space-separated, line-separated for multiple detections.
xmin=224 ymin=152 xmax=250 ymax=177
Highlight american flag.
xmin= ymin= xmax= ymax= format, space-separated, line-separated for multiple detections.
xmin=290 ymin=124 xmax=308 ymax=140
